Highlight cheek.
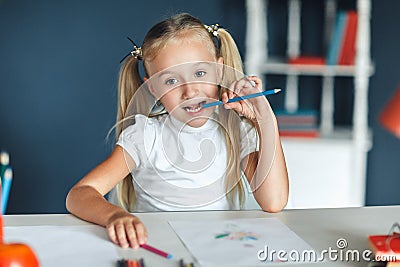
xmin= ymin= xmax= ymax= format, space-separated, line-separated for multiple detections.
xmin=160 ymin=92 xmax=179 ymax=110
xmin=206 ymin=85 xmax=219 ymax=98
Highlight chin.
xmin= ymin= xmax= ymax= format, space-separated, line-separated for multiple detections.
xmin=187 ymin=117 xmax=209 ymax=128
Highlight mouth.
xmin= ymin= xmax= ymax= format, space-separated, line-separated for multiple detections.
xmin=183 ymin=101 xmax=207 ymax=113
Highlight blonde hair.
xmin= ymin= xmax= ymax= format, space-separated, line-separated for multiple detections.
xmin=115 ymin=13 xmax=249 ymax=211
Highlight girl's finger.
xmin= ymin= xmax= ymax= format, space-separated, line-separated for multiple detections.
xmin=221 ymin=91 xmax=229 ymax=103
xmin=133 ymin=221 xmax=147 ymax=245
xmin=115 ymin=223 xmax=129 ymax=248
xmin=228 ymin=89 xmax=234 ymax=99
xmin=224 ymin=101 xmax=243 ymax=113
xmin=107 ymin=224 xmax=118 ymax=245
xmin=233 ymin=78 xmax=250 ymax=94
xmin=246 ymin=76 xmax=262 ymax=89
xmin=125 ymin=222 xmax=139 ymax=249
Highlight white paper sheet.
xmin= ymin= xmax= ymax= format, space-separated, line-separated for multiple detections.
xmin=4 ymin=225 xmax=117 ymax=267
xmin=169 ymin=217 xmax=317 ymax=266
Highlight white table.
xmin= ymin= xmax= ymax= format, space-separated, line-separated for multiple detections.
xmin=4 ymin=206 xmax=399 ymax=266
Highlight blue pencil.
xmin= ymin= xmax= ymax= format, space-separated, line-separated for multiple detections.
xmin=0 ymin=151 xmax=10 ymax=184
xmin=1 ymin=167 xmax=12 ymax=214
xmin=202 ymin=88 xmax=281 ymax=108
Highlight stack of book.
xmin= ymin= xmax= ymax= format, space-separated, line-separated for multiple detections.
xmin=326 ymin=10 xmax=358 ymax=65
xmin=288 ymin=9 xmax=358 ymax=66
xmin=276 ymin=110 xmax=319 ymax=138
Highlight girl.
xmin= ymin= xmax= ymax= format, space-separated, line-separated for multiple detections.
xmin=66 ymin=13 xmax=288 ymax=249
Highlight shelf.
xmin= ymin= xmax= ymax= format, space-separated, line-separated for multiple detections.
xmin=258 ymin=59 xmax=375 ymax=77
xmin=246 ymin=0 xmax=372 ymax=208
xmin=280 ymin=127 xmax=350 ymax=141
xmin=281 ymin=127 xmax=372 ymax=142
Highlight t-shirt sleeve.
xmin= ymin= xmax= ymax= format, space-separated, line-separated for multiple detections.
xmin=116 ymin=115 xmax=148 ymax=167
xmin=240 ymin=119 xmax=259 ymax=160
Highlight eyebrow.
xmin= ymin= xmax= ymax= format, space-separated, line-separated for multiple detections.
xmin=191 ymin=61 xmax=214 ymax=69
xmin=155 ymin=61 xmax=215 ymax=80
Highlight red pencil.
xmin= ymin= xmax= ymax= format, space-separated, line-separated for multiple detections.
xmin=140 ymin=244 xmax=173 ymax=259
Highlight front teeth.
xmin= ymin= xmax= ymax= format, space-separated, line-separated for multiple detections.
xmin=183 ymin=101 xmax=206 ymax=113
xmin=184 ymin=105 xmax=202 ymax=113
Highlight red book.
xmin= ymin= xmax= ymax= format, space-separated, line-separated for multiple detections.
xmin=338 ymin=11 xmax=358 ymax=65
xmin=277 ymin=116 xmax=317 ymax=125
xmin=368 ymin=233 xmax=400 ymax=263
xmin=288 ymin=56 xmax=326 ymax=65
xmin=279 ymin=130 xmax=319 ymax=138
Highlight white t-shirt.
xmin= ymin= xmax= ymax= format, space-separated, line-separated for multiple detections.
xmin=116 ymin=112 xmax=258 ymax=212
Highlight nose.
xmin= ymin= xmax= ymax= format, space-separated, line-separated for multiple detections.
xmin=182 ymin=83 xmax=199 ymax=99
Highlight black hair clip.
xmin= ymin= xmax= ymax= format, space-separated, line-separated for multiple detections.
xmin=204 ymin=24 xmax=222 ymax=54
xmin=119 ymin=37 xmax=143 ymax=63
xmin=204 ymin=24 xmax=221 ymax=37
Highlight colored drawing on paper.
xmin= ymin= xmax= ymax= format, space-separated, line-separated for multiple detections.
xmin=214 ymin=231 xmax=259 ymax=241
xmin=169 ymin=218 xmax=316 ymax=266
xmin=214 ymin=223 xmax=260 ymax=245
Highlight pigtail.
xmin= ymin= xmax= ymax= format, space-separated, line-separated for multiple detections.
xmin=221 ymin=108 xmax=246 ymax=208
xmin=216 ymin=28 xmax=247 ymax=209
xmin=115 ymin=56 xmax=145 ymax=212
xmin=116 ymin=56 xmax=150 ymax=137
xmin=217 ymin=28 xmax=244 ymax=77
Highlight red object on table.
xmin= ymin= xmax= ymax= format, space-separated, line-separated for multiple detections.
xmin=140 ymin=243 xmax=173 ymax=259
xmin=369 ymin=233 xmax=400 ymax=262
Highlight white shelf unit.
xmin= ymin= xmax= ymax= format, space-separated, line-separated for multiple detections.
xmin=245 ymin=0 xmax=373 ymax=209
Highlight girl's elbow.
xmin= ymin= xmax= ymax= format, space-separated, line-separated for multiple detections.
xmin=65 ymin=188 xmax=75 ymax=213
xmin=262 ymin=203 xmax=285 ymax=213
xmin=65 ymin=186 xmax=82 ymax=213
xmin=259 ymin=197 xmax=288 ymax=213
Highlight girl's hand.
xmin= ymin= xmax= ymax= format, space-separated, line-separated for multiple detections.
xmin=106 ymin=211 xmax=148 ymax=249
xmin=221 ymin=76 xmax=269 ymax=121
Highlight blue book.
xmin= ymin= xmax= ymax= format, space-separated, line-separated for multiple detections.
xmin=326 ymin=11 xmax=348 ymax=65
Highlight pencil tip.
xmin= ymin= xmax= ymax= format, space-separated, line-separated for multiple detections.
xmin=4 ymin=168 xmax=12 ymax=179
xmin=274 ymin=88 xmax=282 ymax=93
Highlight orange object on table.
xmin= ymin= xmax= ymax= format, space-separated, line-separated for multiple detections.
xmin=380 ymin=87 xmax=400 ymax=138
xmin=0 ymin=210 xmax=39 ymax=267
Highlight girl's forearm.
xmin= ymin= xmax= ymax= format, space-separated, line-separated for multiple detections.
xmin=252 ymin=118 xmax=289 ymax=212
xmin=66 ymin=185 xmax=127 ymax=226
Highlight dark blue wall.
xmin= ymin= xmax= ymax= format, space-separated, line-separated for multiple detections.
xmin=0 ymin=0 xmax=399 ymax=213
xmin=366 ymin=1 xmax=400 ymax=205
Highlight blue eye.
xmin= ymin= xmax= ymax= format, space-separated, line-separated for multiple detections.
xmin=195 ymin=71 xmax=206 ymax=78
xmin=166 ymin=78 xmax=178 ymax=85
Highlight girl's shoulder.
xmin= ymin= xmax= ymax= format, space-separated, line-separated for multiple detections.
xmin=120 ymin=113 xmax=167 ymax=135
